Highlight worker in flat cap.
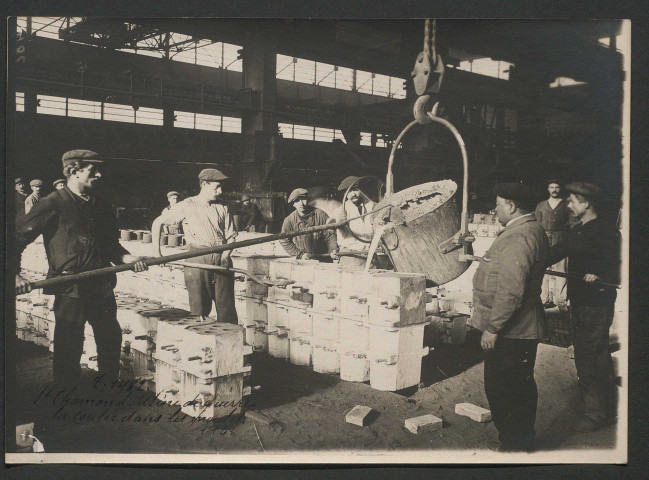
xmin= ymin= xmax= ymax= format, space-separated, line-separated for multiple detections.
xmin=161 ymin=191 xmax=183 ymax=235
xmin=535 ymin=179 xmax=574 ymax=307
xmin=330 ymin=176 xmax=377 ymax=268
xmin=24 ymin=179 xmax=44 ymax=214
xmin=15 ymin=177 xmax=28 ymax=217
xmin=471 ymin=182 xmax=549 ymax=452
xmin=239 ymin=194 xmax=266 ymax=232
xmin=152 ymin=168 xmax=238 ymax=323
xmin=15 ymin=149 xmax=149 ymax=389
xmin=308 ymin=185 xmax=341 ymax=218
xmin=280 ymin=188 xmax=339 ymax=260
xmin=53 ymin=178 xmax=67 ymax=190
xmin=548 ymin=181 xmax=621 ymax=433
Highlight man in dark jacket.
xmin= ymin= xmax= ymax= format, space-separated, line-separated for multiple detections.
xmin=15 ymin=177 xmax=28 ymax=216
xmin=472 ymin=183 xmax=549 ymax=451
xmin=549 ymin=181 xmax=621 ymax=432
xmin=280 ymin=188 xmax=338 ymax=260
xmin=240 ymin=194 xmax=266 ymax=232
xmin=15 ymin=150 xmax=148 ymax=389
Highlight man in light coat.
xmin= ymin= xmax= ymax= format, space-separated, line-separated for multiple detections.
xmin=331 ymin=176 xmax=376 ymax=268
xmin=472 ymin=182 xmax=549 ymax=451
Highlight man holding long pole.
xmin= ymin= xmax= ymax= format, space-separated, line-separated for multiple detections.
xmin=549 ymin=181 xmax=621 ymax=432
xmin=15 ymin=150 xmax=148 ymax=389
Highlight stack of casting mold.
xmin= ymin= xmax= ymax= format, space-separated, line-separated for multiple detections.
xmin=231 ymin=256 xmax=276 ymax=352
xmin=153 ymin=314 xmax=253 ymax=419
xmin=260 ymin=259 xmax=432 ymax=391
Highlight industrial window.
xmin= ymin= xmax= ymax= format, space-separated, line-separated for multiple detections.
xmin=170 ymin=33 xmax=198 ymax=64
xmin=174 ymin=111 xmax=197 ymax=129
xmin=276 ymin=55 xmax=296 ymax=81
xmin=221 ymin=116 xmax=242 ymax=133
xmin=36 ymin=94 xmax=67 ymax=116
xmin=174 ymin=110 xmax=241 ymax=133
xmin=277 ymin=122 xmax=294 ymax=138
xmin=194 ymin=40 xmax=221 ymax=68
xmin=276 ymin=54 xmax=405 ymax=98
xmin=68 ymin=98 xmax=102 ymax=120
xmin=294 ymin=58 xmax=316 ymax=84
xmin=279 ymin=122 xmax=344 ymax=143
xmin=335 ymin=67 xmax=355 ymax=91
xmin=16 ymin=92 xmax=24 ymax=112
xmin=457 ymin=58 xmax=513 ymax=80
xmin=360 ymin=132 xmax=390 ymax=148
xmin=194 ymin=113 xmax=221 ymax=132
xmin=169 ymin=37 xmax=241 ymax=71
xmin=293 ymin=123 xmax=315 ymax=141
xmin=315 ymin=62 xmax=337 ymax=89
xmin=103 ymin=103 xmax=135 ymax=123
xmin=372 ymin=73 xmax=391 ymax=97
xmin=356 ymin=70 xmax=374 ymax=95
xmin=135 ymin=106 xmax=164 ymax=126
xmin=222 ymin=43 xmax=243 ymax=72
xmin=314 ymin=127 xmax=334 ymax=142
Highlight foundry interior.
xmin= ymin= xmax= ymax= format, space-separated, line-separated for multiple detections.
xmin=7 ymin=17 xmax=627 ymax=459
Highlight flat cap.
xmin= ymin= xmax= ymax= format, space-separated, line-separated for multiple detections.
xmin=167 ymin=191 xmax=179 ymax=198
xmin=241 ymin=194 xmax=250 ymax=202
xmin=494 ymin=182 xmax=536 ymax=209
xmin=198 ymin=168 xmax=228 ymax=182
xmin=288 ymin=188 xmax=309 ymax=204
xmin=30 ymin=179 xmax=43 ymax=187
xmin=15 ymin=177 xmax=24 ymax=184
xmin=565 ymin=181 xmax=601 ymax=199
xmin=62 ymin=149 xmax=103 ymax=167
xmin=338 ymin=176 xmax=362 ymax=191
xmin=546 ymin=178 xmax=562 ymax=186
xmin=53 ymin=178 xmax=66 ymax=187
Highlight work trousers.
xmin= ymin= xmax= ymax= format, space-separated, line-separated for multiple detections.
xmin=183 ymin=249 xmax=238 ymax=323
xmin=541 ymin=231 xmax=567 ymax=305
xmin=571 ymin=305 xmax=617 ymax=424
xmin=484 ymin=337 xmax=539 ymax=449
xmin=52 ymin=294 xmax=121 ymax=387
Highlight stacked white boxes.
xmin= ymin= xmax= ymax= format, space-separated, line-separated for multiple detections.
xmin=264 ymin=260 xmax=431 ymax=391
xmin=231 ymin=255 xmax=275 ymax=352
xmin=154 ymin=315 xmax=253 ymax=419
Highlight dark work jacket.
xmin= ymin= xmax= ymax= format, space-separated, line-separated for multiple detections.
xmin=280 ymin=207 xmax=338 ymax=256
xmin=534 ymin=198 xmax=573 ymax=232
xmin=16 ymin=186 xmax=128 ymax=298
xmin=240 ymin=202 xmax=266 ymax=232
xmin=15 ymin=191 xmax=27 ymax=217
xmin=549 ymin=218 xmax=621 ymax=307
xmin=472 ymin=215 xmax=550 ymax=339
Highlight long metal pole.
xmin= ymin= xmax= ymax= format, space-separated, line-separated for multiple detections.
xmin=22 ymin=210 xmax=384 ymax=292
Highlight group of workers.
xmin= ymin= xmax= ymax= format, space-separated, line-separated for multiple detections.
xmin=15 ymin=176 xmax=66 ymax=215
xmin=473 ymin=180 xmax=620 ymax=451
xmin=14 ymin=149 xmax=621 ymax=451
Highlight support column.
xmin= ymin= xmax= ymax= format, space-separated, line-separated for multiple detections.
xmin=240 ymin=37 xmax=277 ymax=194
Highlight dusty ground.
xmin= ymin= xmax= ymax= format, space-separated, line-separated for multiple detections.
xmin=10 ymin=328 xmax=618 ymax=457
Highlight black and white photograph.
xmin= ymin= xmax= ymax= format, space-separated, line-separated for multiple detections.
xmin=5 ymin=17 xmax=630 ymax=464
